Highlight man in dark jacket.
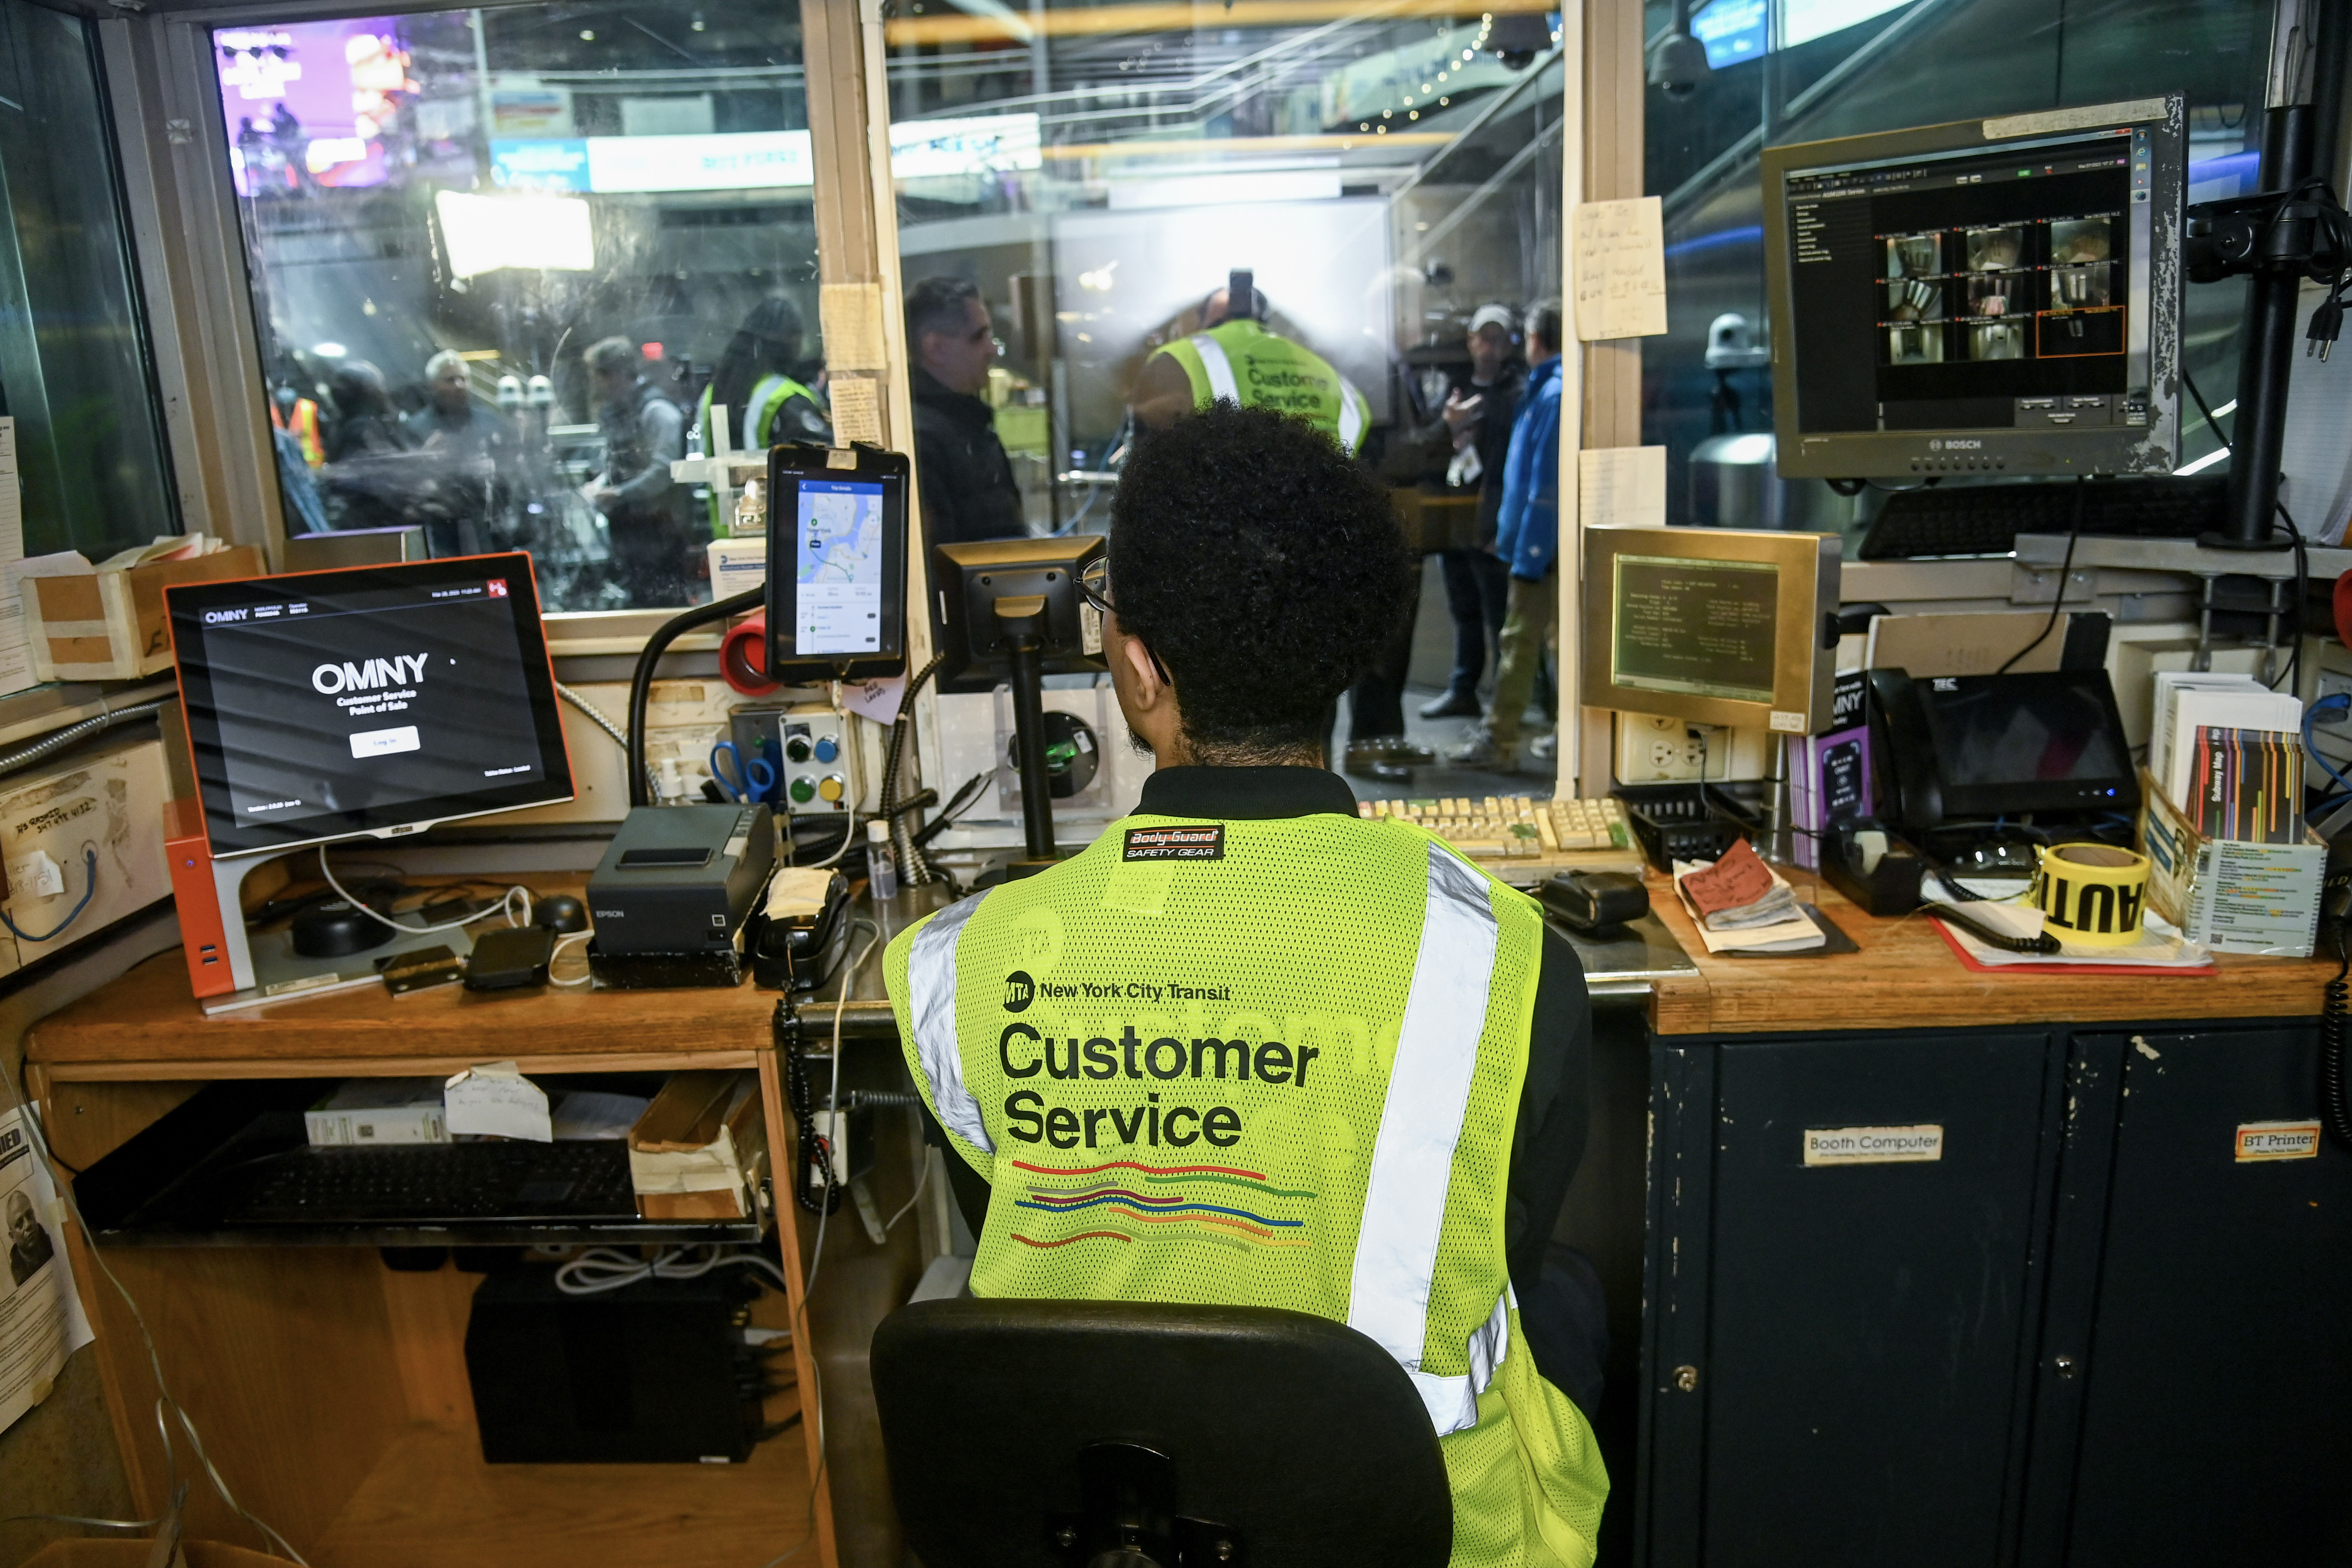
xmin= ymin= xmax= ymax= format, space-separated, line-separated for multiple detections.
xmin=906 ymin=277 xmax=1025 ymax=546
xmin=1421 ymin=304 xmax=1526 ymax=718
xmin=585 ymin=336 xmax=697 ymax=606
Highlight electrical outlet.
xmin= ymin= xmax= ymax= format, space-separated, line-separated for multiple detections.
xmin=1614 ymin=711 xmax=1775 ymax=784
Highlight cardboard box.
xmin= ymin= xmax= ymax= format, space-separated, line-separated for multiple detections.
xmin=305 ymin=1078 xmax=451 ymax=1146
xmin=2138 ymin=766 xmax=2323 ymax=957
xmin=0 ymin=738 xmax=171 ymax=980
xmin=628 ymin=1069 xmax=769 ymax=1221
xmin=14 ymin=537 xmax=266 ymax=681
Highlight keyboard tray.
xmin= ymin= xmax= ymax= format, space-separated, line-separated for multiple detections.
xmin=74 ymin=1079 xmax=766 ymax=1248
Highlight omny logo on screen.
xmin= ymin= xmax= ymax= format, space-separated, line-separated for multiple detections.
xmin=314 ymin=653 xmax=427 ymax=759
xmin=796 ymin=480 xmax=884 ymax=653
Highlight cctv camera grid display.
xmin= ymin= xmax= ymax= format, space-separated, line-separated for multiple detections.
xmin=185 ymin=577 xmax=555 ymax=835
xmin=1877 ymin=213 xmax=2120 ymax=367
xmin=1785 ymin=137 xmax=2139 ymax=434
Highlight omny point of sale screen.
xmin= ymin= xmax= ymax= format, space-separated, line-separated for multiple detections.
xmin=796 ymin=480 xmax=885 ymax=654
xmin=1611 ymin=555 xmax=1780 ymax=704
xmin=196 ymin=576 xmax=549 ymax=830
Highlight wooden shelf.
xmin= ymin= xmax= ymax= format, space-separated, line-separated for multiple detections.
xmin=309 ymin=1421 xmax=814 ymax=1568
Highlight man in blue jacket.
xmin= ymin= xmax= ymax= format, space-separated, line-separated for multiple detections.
xmin=1449 ymin=301 xmax=1561 ymax=773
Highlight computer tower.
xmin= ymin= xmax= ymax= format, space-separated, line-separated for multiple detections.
xmin=463 ymin=1267 xmax=770 ymax=1464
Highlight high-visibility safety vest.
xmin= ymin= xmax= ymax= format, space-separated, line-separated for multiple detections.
xmin=1151 ymin=319 xmax=1370 ymax=455
xmin=696 ymin=376 xmax=815 ymax=530
xmin=273 ymin=397 xmax=324 ymax=468
xmin=886 ymin=812 xmax=1608 ymax=1566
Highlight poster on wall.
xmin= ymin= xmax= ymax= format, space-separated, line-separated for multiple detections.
xmin=0 ymin=1105 xmax=93 ymax=1435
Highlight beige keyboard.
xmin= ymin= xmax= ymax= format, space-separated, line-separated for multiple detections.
xmin=1360 ymin=795 xmax=1634 ymax=859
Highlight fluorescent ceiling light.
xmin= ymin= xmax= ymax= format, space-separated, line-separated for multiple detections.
xmin=434 ymin=189 xmax=596 ymax=278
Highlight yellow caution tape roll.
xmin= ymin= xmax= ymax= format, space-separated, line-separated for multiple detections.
xmin=2030 ymin=842 xmax=2151 ymax=946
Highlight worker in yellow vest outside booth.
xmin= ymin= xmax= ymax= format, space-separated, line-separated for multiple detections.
xmin=696 ymin=297 xmax=831 ymax=532
xmin=1128 ymin=269 xmax=1370 ymax=454
xmin=885 ymin=404 xmax=1610 ymax=1568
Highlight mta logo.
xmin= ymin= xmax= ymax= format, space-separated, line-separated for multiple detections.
xmin=1003 ymin=971 xmax=1035 ymax=1013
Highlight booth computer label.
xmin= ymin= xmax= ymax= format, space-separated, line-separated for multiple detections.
xmin=1803 ymin=1124 xmax=1945 ymax=1166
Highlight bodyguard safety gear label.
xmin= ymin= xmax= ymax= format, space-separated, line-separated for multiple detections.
xmin=1123 ymin=824 xmax=1224 ymax=862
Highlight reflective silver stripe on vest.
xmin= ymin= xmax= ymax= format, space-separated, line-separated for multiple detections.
xmin=1337 ymin=374 xmax=1367 ymax=451
xmin=906 ymin=892 xmax=995 ymax=1154
xmin=1189 ymin=334 xmax=1242 ymax=405
xmin=1348 ymin=842 xmax=1505 ymax=1435
xmin=1405 ymin=1287 xmax=1514 ymax=1435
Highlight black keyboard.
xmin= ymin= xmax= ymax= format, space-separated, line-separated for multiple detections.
xmin=1858 ymin=475 xmax=2225 ymax=560
xmin=228 ymin=1140 xmax=637 ymax=1225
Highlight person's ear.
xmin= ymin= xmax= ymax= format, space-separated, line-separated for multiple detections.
xmin=1119 ymin=632 xmax=1166 ymax=706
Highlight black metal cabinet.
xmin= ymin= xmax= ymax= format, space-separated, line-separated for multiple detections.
xmin=1641 ymin=1029 xmax=2060 ymax=1568
xmin=2031 ymin=1025 xmax=2352 ymax=1565
xmin=1637 ymin=1019 xmax=2350 ymax=1567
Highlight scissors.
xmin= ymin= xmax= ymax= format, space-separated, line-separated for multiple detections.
xmin=709 ymin=741 xmax=777 ymax=803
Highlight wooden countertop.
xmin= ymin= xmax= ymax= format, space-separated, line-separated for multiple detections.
xmin=28 ymin=870 xmax=2335 ymax=1070
xmin=1641 ymin=870 xmax=2337 ymax=1036
xmin=27 ymin=883 xmax=938 ymax=1073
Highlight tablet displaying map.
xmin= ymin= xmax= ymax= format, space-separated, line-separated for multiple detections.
xmin=794 ymin=479 xmax=884 ymax=654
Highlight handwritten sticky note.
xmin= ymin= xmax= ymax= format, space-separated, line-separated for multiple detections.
xmin=1579 ymin=446 xmax=1667 ymax=529
xmin=819 ymin=282 xmax=889 ymax=370
xmin=829 ymin=377 xmax=883 ymax=445
xmin=1573 ymin=196 xmax=1668 ymax=341
xmin=841 ymin=673 xmax=905 ymax=724
xmin=444 ymin=1061 xmax=552 ymax=1143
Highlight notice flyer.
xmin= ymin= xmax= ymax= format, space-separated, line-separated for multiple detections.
xmin=0 ymin=1104 xmax=93 ymax=1434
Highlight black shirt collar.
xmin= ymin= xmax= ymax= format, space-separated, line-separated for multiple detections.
xmin=1136 ymin=765 xmax=1359 ymax=821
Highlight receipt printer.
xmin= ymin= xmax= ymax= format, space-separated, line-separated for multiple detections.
xmin=587 ymin=805 xmax=776 ymax=954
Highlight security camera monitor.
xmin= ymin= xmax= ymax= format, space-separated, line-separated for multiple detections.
xmin=764 ymin=443 xmax=911 ymax=682
xmin=168 ymin=553 xmax=573 ymax=857
xmin=1762 ymin=94 xmax=2185 ymax=480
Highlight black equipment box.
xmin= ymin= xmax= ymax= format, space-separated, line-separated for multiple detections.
xmin=465 ymin=1268 xmax=776 ymax=1464
xmin=587 ymin=805 xmax=774 ymax=955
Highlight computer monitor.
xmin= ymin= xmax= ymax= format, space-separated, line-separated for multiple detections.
xmin=1580 ymin=525 xmax=1840 ymax=734
xmin=931 ymin=535 xmax=1107 ymax=873
xmin=1762 ymin=94 xmax=2186 ymax=480
xmin=168 ymin=553 xmax=574 ymax=858
xmin=763 ymin=443 xmax=911 ymax=683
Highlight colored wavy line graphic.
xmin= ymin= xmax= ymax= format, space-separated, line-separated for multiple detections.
xmin=1015 ymin=1193 xmax=1304 ymax=1228
xmin=1113 ymin=1208 xmax=1312 ymax=1246
xmin=1012 ymin=1230 xmax=1133 ymax=1248
xmin=1140 ymin=1170 xmax=1316 ymax=1199
xmin=1011 ymin=1158 xmax=1269 ymax=1181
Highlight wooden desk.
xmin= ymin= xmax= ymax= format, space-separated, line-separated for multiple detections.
xmin=25 ymin=886 xmax=945 ymax=1568
xmin=1639 ymin=871 xmax=2337 ymax=1036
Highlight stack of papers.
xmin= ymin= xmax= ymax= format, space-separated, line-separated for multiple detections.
xmin=0 ymin=421 xmax=32 ymax=698
xmin=1673 ymin=841 xmax=1825 ymax=954
xmin=1927 ymin=896 xmax=2213 ymax=970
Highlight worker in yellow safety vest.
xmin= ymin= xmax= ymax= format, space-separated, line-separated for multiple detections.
xmin=885 ymin=402 xmax=1609 ymax=1567
xmin=1128 ymin=269 xmax=1370 ymax=454
xmin=697 ymin=298 xmax=831 ymax=532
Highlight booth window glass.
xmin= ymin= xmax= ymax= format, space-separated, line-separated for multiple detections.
xmin=1644 ymin=0 xmax=2272 ymax=532
xmin=213 ymin=3 xmax=827 ymax=611
xmin=0 ymin=0 xmax=177 ymax=561
xmin=878 ymin=0 xmax=1568 ymax=535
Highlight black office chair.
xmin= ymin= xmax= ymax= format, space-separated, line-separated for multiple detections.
xmin=870 ymin=1298 xmax=1454 ymax=1568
